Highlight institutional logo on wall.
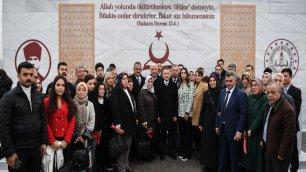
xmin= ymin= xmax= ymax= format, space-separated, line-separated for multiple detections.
xmin=264 ymin=39 xmax=299 ymax=77
xmin=144 ymin=31 xmax=172 ymax=70
xmin=15 ymin=39 xmax=51 ymax=81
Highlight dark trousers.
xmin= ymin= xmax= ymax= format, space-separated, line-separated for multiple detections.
xmin=265 ymin=155 xmax=289 ymax=172
xmin=178 ymin=117 xmax=193 ymax=158
xmin=290 ymin=134 xmax=299 ymax=172
xmin=193 ymin=126 xmax=201 ymax=151
xmin=8 ymin=147 xmax=41 ymax=172
xmin=160 ymin=128 xmax=176 ymax=156
xmin=218 ymin=127 xmax=241 ymax=172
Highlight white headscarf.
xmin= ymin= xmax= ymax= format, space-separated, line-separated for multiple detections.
xmin=142 ymin=76 xmax=154 ymax=93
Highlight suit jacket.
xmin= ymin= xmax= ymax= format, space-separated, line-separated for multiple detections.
xmin=221 ymin=70 xmax=227 ymax=78
xmin=191 ymin=81 xmax=208 ymax=126
xmin=130 ymin=74 xmax=145 ymax=101
xmin=216 ymin=87 xmax=248 ymax=139
xmin=287 ymin=84 xmax=302 ymax=131
xmin=110 ymin=86 xmax=137 ymax=136
xmin=261 ymin=97 xmax=296 ymax=159
xmin=155 ymin=79 xmax=178 ymax=130
xmin=170 ymin=77 xmax=179 ymax=87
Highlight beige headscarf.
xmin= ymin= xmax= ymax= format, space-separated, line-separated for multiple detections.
xmin=251 ymin=78 xmax=264 ymax=95
xmin=74 ymin=82 xmax=89 ymax=135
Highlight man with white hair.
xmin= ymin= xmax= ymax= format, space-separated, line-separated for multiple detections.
xmin=150 ymin=63 xmax=162 ymax=86
xmin=74 ymin=65 xmax=86 ymax=86
xmin=272 ymin=73 xmax=295 ymax=110
xmin=261 ymin=81 xmax=296 ymax=172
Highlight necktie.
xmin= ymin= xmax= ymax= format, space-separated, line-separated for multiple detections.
xmin=165 ymin=81 xmax=168 ymax=87
xmin=137 ymin=76 xmax=141 ymax=86
xmin=224 ymin=91 xmax=231 ymax=108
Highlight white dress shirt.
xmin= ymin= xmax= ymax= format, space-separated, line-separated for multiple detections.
xmin=21 ymin=85 xmax=32 ymax=110
xmin=123 ymin=88 xmax=134 ymax=111
xmin=283 ymin=84 xmax=291 ymax=94
xmin=164 ymin=80 xmax=169 ymax=86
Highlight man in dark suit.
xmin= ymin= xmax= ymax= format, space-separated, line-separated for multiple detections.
xmin=282 ymin=68 xmax=302 ymax=172
xmin=215 ymin=71 xmax=248 ymax=172
xmin=215 ymin=65 xmax=225 ymax=88
xmin=217 ymin=59 xmax=227 ymax=78
xmin=155 ymin=67 xmax=178 ymax=161
xmin=130 ymin=62 xmax=145 ymax=100
xmin=261 ymin=81 xmax=296 ymax=172
xmin=170 ymin=64 xmax=179 ymax=87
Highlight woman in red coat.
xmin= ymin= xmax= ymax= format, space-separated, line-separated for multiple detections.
xmin=44 ymin=75 xmax=76 ymax=162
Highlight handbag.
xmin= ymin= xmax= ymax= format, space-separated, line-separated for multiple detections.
xmin=136 ymin=127 xmax=151 ymax=158
xmin=109 ymin=134 xmax=129 ymax=158
xmin=71 ymin=142 xmax=90 ymax=171
xmin=57 ymin=161 xmax=73 ymax=172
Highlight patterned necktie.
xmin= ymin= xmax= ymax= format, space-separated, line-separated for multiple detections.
xmin=224 ymin=90 xmax=231 ymax=108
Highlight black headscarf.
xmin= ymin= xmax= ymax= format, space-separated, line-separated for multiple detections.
xmin=207 ymin=73 xmax=221 ymax=105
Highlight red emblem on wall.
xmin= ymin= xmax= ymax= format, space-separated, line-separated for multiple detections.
xmin=144 ymin=31 xmax=173 ymax=70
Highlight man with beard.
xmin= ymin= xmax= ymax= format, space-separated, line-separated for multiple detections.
xmin=0 ymin=62 xmax=48 ymax=172
xmin=46 ymin=62 xmax=75 ymax=97
xmin=95 ymin=62 xmax=105 ymax=84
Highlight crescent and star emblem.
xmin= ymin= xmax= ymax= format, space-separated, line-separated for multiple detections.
xmin=144 ymin=31 xmax=172 ymax=70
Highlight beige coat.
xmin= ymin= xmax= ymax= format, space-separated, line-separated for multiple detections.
xmin=191 ymin=81 xmax=208 ymax=126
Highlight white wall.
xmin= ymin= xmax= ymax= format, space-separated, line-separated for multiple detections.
xmin=0 ymin=0 xmax=3 ymax=68
xmin=1 ymin=0 xmax=306 ymax=132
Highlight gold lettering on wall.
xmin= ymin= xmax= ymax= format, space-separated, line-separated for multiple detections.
xmin=220 ymin=4 xmax=256 ymax=75
xmin=59 ymin=4 xmax=95 ymax=83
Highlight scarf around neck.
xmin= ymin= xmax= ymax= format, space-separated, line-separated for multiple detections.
xmin=74 ymin=95 xmax=88 ymax=135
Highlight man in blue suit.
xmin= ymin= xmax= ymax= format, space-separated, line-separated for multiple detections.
xmin=215 ymin=71 xmax=248 ymax=172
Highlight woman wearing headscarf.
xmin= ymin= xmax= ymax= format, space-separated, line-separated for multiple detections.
xmin=111 ymin=73 xmax=137 ymax=172
xmin=73 ymin=82 xmax=96 ymax=170
xmin=138 ymin=76 xmax=157 ymax=132
xmin=198 ymin=73 xmax=220 ymax=172
xmin=262 ymin=72 xmax=272 ymax=93
xmin=137 ymin=76 xmax=157 ymax=160
xmin=241 ymin=78 xmax=268 ymax=172
xmin=242 ymin=72 xmax=252 ymax=95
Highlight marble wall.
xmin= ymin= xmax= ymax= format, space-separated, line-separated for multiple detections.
xmin=1 ymin=0 xmax=306 ymax=132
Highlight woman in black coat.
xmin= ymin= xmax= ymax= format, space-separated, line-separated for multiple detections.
xmin=110 ymin=73 xmax=137 ymax=172
xmin=199 ymin=73 xmax=220 ymax=172
xmin=89 ymin=82 xmax=114 ymax=171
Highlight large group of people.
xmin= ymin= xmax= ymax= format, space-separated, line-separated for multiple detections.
xmin=0 ymin=59 xmax=302 ymax=172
